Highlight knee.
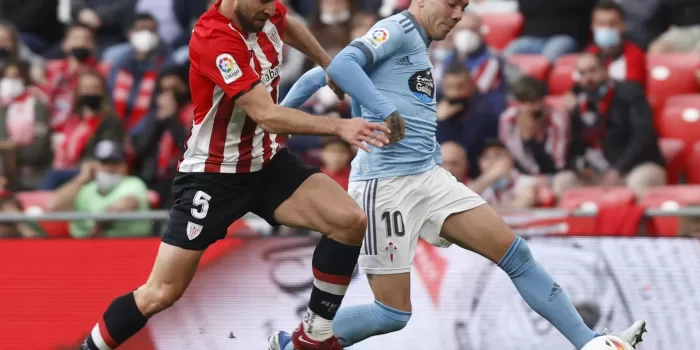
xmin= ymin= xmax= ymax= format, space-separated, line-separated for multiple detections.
xmin=373 ymin=300 xmax=411 ymax=333
xmin=135 ymin=281 xmax=186 ymax=316
xmin=331 ymin=207 xmax=367 ymax=245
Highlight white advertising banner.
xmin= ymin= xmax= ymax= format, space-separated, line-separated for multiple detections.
xmin=146 ymin=237 xmax=700 ymax=350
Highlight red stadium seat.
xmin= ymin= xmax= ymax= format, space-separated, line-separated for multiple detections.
xmin=507 ymin=54 xmax=551 ymax=81
xmin=639 ymin=185 xmax=700 ymax=236
xmin=548 ymin=54 xmax=578 ymax=95
xmin=481 ymin=12 xmax=523 ymax=50
xmin=646 ymin=53 xmax=700 ymax=114
xmin=657 ymin=94 xmax=700 ymax=148
xmin=658 ymin=138 xmax=686 ymax=184
xmin=686 ymin=141 xmax=700 ymax=184
xmin=15 ymin=191 xmax=70 ymax=238
xmin=559 ymin=187 xmax=636 ymax=210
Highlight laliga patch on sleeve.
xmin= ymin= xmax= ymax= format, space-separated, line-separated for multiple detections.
xmin=363 ymin=28 xmax=391 ymax=48
xmin=216 ymin=53 xmax=243 ymax=84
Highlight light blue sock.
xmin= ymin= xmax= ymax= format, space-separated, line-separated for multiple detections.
xmin=498 ymin=237 xmax=598 ymax=350
xmin=332 ymin=300 xmax=411 ymax=347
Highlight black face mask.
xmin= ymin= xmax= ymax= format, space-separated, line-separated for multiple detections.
xmin=70 ymin=47 xmax=92 ymax=62
xmin=0 ymin=47 xmax=11 ymax=59
xmin=78 ymin=94 xmax=103 ymax=110
xmin=445 ymin=96 xmax=471 ymax=110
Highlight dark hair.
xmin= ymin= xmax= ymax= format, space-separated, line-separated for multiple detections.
xmin=158 ymin=64 xmax=189 ymax=86
xmin=65 ymin=23 xmax=96 ymax=40
xmin=0 ymin=20 xmax=19 ymax=52
xmin=445 ymin=62 xmax=471 ymax=76
xmin=481 ymin=139 xmax=507 ymax=154
xmin=132 ymin=13 xmax=158 ymax=27
xmin=594 ymin=0 xmax=625 ymax=20
xmin=1 ymin=59 xmax=31 ymax=84
xmin=511 ymin=76 xmax=547 ymax=103
xmin=321 ymin=136 xmax=351 ymax=149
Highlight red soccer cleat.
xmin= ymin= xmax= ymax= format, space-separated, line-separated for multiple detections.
xmin=290 ymin=323 xmax=343 ymax=349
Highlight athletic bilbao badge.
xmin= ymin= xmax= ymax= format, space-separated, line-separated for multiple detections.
xmin=384 ymin=241 xmax=398 ymax=263
xmin=186 ymin=221 xmax=203 ymax=240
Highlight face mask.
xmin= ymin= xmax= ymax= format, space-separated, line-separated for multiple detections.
xmin=95 ymin=171 xmax=123 ymax=193
xmin=317 ymin=87 xmax=339 ymax=108
xmin=453 ymin=30 xmax=482 ymax=55
xmin=320 ymin=10 xmax=351 ymax=25
xmin=593 ymin=27 xmax=621 ymax=48
xmin=70 ymin=47 xmax=92 ymax=62
xmin=0 ymin=78 xmax=25 ymax=101
xmin=491 ymin=176 xmax=511 ymax=190
xmin=0 ymin=47 xmax=10 ymax=59
xmin=432 ymin=48 xmax=453 ymax=62
xmin=445 ymin=96 xmax=471 ymax=108
xmin=130 ymin=30 xmax=160 ymax=53
xmin=78 ymin=94 xmax=103 ymax=110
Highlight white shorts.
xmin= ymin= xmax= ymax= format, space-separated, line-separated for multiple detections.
xmin=348 ymin=166 xmax=486 ymax=275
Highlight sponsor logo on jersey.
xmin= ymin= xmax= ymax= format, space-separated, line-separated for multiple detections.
xmin=396 ymin=56 xmax=412 ymax=66
xmin=408 ymin=69 xmax=435 ymax=103
xmin=363 ymin=28 xmax=390 ymax=48
xmin=261 ymin=65 xmax=280 ymax=87
xmin=216 ymin=53 xmax=243 ymax=84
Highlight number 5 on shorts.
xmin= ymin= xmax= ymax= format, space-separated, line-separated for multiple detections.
xmin=191 ymin=190 xmax=211 ymax=219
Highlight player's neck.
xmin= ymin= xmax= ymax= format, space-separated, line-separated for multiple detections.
xmin=407 ymin=5 xmax=431 ymax=40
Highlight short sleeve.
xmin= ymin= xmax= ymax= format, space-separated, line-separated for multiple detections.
xmin=349 ymin=20 xmax=405 ymax=66
xmin=192 ymin=29 xmax=260 ymax=99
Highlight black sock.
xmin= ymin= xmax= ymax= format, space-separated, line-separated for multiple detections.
xmin=82 ymin=292 xmax=149 ymax=349
xmin=304 ymin=236 xmax=361 ymax=338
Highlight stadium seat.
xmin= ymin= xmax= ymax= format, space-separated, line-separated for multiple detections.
xmin=646 ymin=53 xmax=700 ymax=114
xmin=480 ymin=12 xmax=523 ymax=50
xmin=548 ymin=54 xmax=578 ymax=95
xmin=506 ymin=54 xmax=551 ymax=81
xmin=657 ymin=94 xmax=700 ymax=148
xmin=559 ymin=187 xmax=636 ymax=210
xmin=686 ymin=141 xmax=700 ymax=184
xmin=15 ymin=191 xmax=70 ymax=238
xmin=639 ymin=185 xmax=700 ymax=236
xmin=147 ymin=190 xmax=160 ymax=209
xmin=658 ymin=138 xmax=686 ymax=184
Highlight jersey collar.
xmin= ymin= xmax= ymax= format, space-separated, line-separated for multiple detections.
xmin=400 ymin=10 xmax=431 ymax=48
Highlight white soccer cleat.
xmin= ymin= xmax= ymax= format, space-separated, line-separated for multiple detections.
xmin=604 ymin=320 xmax=647 ymax=348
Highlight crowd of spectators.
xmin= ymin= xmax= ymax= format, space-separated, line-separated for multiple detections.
xmin=0 ymin=0 xmax=698 ymax=238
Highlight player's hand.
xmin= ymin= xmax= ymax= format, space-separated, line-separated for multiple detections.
xmin=384 ymin=111 xmax=406 ymax=144
xmin=326 ymin=75 xmax=345 ymax=101
xmin=338 ymin=118 xmax=391 ymax=153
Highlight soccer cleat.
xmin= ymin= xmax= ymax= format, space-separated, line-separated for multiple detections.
xmin=603 ymin=320 xmax=647 ymax=348
xmin=289 ymin=323 xmax=343 ymax=349
xmin=268 ymin=331 xmax=292 ymax=350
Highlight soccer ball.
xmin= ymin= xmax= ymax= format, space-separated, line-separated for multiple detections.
xmin=582 ymin=335 xmax=633 ymax=350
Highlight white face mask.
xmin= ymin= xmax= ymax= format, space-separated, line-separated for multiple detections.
xmin=95 ymin=171 xmax=123 ymax=193
xmin=320 ymin=10 xmax=351 ymax=25
xmin=453 ymin=30 xmax=482 ymax=55
xmin=316 ymin=86 xmax=339 ymax=108
xmin=130 ymin=30 xmax=160 ymax=53
xmin=0 ymin=78 xmax=25 ymax=101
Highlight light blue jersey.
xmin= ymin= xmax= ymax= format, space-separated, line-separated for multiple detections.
xmin=342 ymin=11 xmax=441 ymax=181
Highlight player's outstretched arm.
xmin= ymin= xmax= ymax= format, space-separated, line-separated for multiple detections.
xmin=280 ymin=66 xmax=327 ymax=109
xmin=237 ymin=84 xmax=390 ymax=152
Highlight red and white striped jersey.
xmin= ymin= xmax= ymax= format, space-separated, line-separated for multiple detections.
xmin=498 ymin=105 xmax=569 ymax=175
xmin=180 ymin=0 xmax=287 ymax=173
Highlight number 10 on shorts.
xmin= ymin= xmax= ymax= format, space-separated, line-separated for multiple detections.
xmin=381 ymin=211 xmax=405 ymax=237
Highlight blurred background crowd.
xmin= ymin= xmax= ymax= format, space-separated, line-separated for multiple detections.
xmin=0 ymin=0 xmax=699 ymax=239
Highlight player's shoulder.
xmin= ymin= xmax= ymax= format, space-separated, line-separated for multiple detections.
xmin=191 ymin=6 xmax=246 ymax=50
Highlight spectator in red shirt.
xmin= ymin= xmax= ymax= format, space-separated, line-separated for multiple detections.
xmin=587 ymin=0 xmax=646 ymax=87
xmin=42 ymin=23 xmax=100 ymax=131
xmin=39 ymin=68 xmax=124 ymax=190
xmin=320 ymin=137 xmax=352 ymax=190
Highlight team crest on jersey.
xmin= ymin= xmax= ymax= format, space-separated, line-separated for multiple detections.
xmin=408 ymin=69 xmax=435 ymax=103
xmin=216 ymin=53 xmax=243 ymax=84
xmin=363 ymin=28 xmax=390 ymax=48
xmin=186 ymin=221 xmax=203 ymax=240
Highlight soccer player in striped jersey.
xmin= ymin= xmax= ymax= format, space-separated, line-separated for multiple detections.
xmin=271 ymin=0 xmax=647 ymax=349
xmin=79 ymin=1 xmax=395 ymax=350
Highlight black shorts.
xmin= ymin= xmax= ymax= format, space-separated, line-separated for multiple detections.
xmin=162 ymin=149 xmax=320 ymax=250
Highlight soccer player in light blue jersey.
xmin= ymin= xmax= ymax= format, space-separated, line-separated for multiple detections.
xmin=270 ymin=1 xmax=647 ymax=349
